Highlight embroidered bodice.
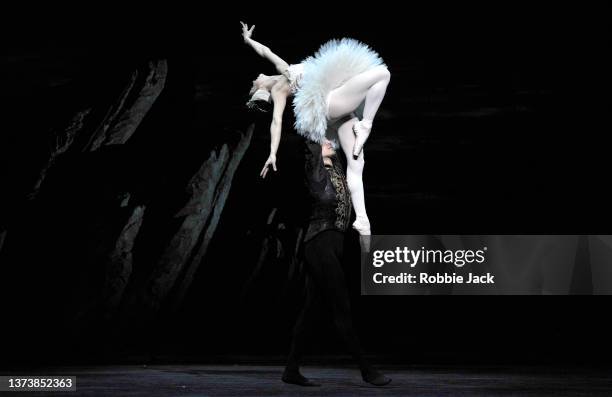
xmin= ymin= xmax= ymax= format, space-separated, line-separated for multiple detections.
xmin=302 ymin=139 xmax=352 ymax=243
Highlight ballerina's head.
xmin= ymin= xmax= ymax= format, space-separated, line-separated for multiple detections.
xmin=246 ymin=73 xmax=280 ymax=111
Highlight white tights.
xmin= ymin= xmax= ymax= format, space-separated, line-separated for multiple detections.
xmin=327 ymin=66 xmax=391 ymax=231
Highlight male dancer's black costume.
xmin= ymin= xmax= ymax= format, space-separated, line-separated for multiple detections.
xmin=282 ymin=139 xmax=390 ymax=387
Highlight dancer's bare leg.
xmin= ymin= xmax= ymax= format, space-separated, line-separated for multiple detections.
xmin=327 ymin=66 xmax=390 ymax=156
xmin=337 ymin=117 xmax=370 ymax=237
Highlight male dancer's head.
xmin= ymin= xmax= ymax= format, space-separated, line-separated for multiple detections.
xmin=321 ymin=138 xmax=337 ymax=167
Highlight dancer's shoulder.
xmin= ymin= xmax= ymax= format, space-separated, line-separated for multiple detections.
xmin=283 ymin=63 xmax=304 ymax=94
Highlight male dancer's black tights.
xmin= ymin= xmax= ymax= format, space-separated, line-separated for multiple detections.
xmin=286 ymin=230 xmax=370 ymax=372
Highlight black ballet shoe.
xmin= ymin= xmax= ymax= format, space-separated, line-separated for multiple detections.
xmin=282 ymin=369 xmax=321 ymax=387
xmin=362 ymin=368 xmax=392 ymax=386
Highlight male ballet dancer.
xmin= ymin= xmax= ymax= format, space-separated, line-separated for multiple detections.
xmin=279 ymin=135 xmax=391 ymax=387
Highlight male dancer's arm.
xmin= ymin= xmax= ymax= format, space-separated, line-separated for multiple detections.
xmin=303 ymin=139 xmax=327 ymax=194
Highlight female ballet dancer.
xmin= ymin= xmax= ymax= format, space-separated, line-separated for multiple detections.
xmin=241 ymin=22 xmax=391 ymax=236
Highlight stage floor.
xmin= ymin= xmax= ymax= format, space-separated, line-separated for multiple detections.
xmin=4 ymin=364 xmax=611 ymax=396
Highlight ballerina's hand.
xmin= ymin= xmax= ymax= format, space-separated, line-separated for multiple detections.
xmin=240 ymin=21 xmax=255 ymax=43
xmin=260 ymin=153 xmax=277 ymax=178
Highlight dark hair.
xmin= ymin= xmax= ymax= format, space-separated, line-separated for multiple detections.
xmin=246 ymin=98 xmax=272 ymax=113
xmin=246 ymin=88 xmax=272 ymax=112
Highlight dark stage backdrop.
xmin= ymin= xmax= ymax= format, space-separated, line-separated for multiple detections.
xmin=1 ymin=6 xmax=610 ymax=367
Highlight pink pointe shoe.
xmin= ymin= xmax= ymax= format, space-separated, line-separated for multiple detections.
xmin=352 ymin=120 xmax=372 ymax=157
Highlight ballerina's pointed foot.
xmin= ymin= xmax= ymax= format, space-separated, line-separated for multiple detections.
xmin=353 ymin=217 xmax=371 ymax=236
xmin=352 ymin=120 xmax=372 ymax=158
xmin=353 ymin=218 xmax=372 ymax=252
xmin=353 ymin=218 xmax=372 ymax=251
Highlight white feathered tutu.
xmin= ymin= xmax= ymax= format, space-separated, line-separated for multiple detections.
xmin=291 ymin=38 xmax=386 ymax=144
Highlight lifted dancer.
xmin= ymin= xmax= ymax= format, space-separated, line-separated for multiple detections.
xmin=242 ymin=22 xmax=391 ymax=236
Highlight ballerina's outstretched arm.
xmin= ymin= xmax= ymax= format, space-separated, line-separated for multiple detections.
xmin=260 ymin=83 xmax=290 ymax=178
xmin=241 ymin=22 xmax=289 ymax=74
